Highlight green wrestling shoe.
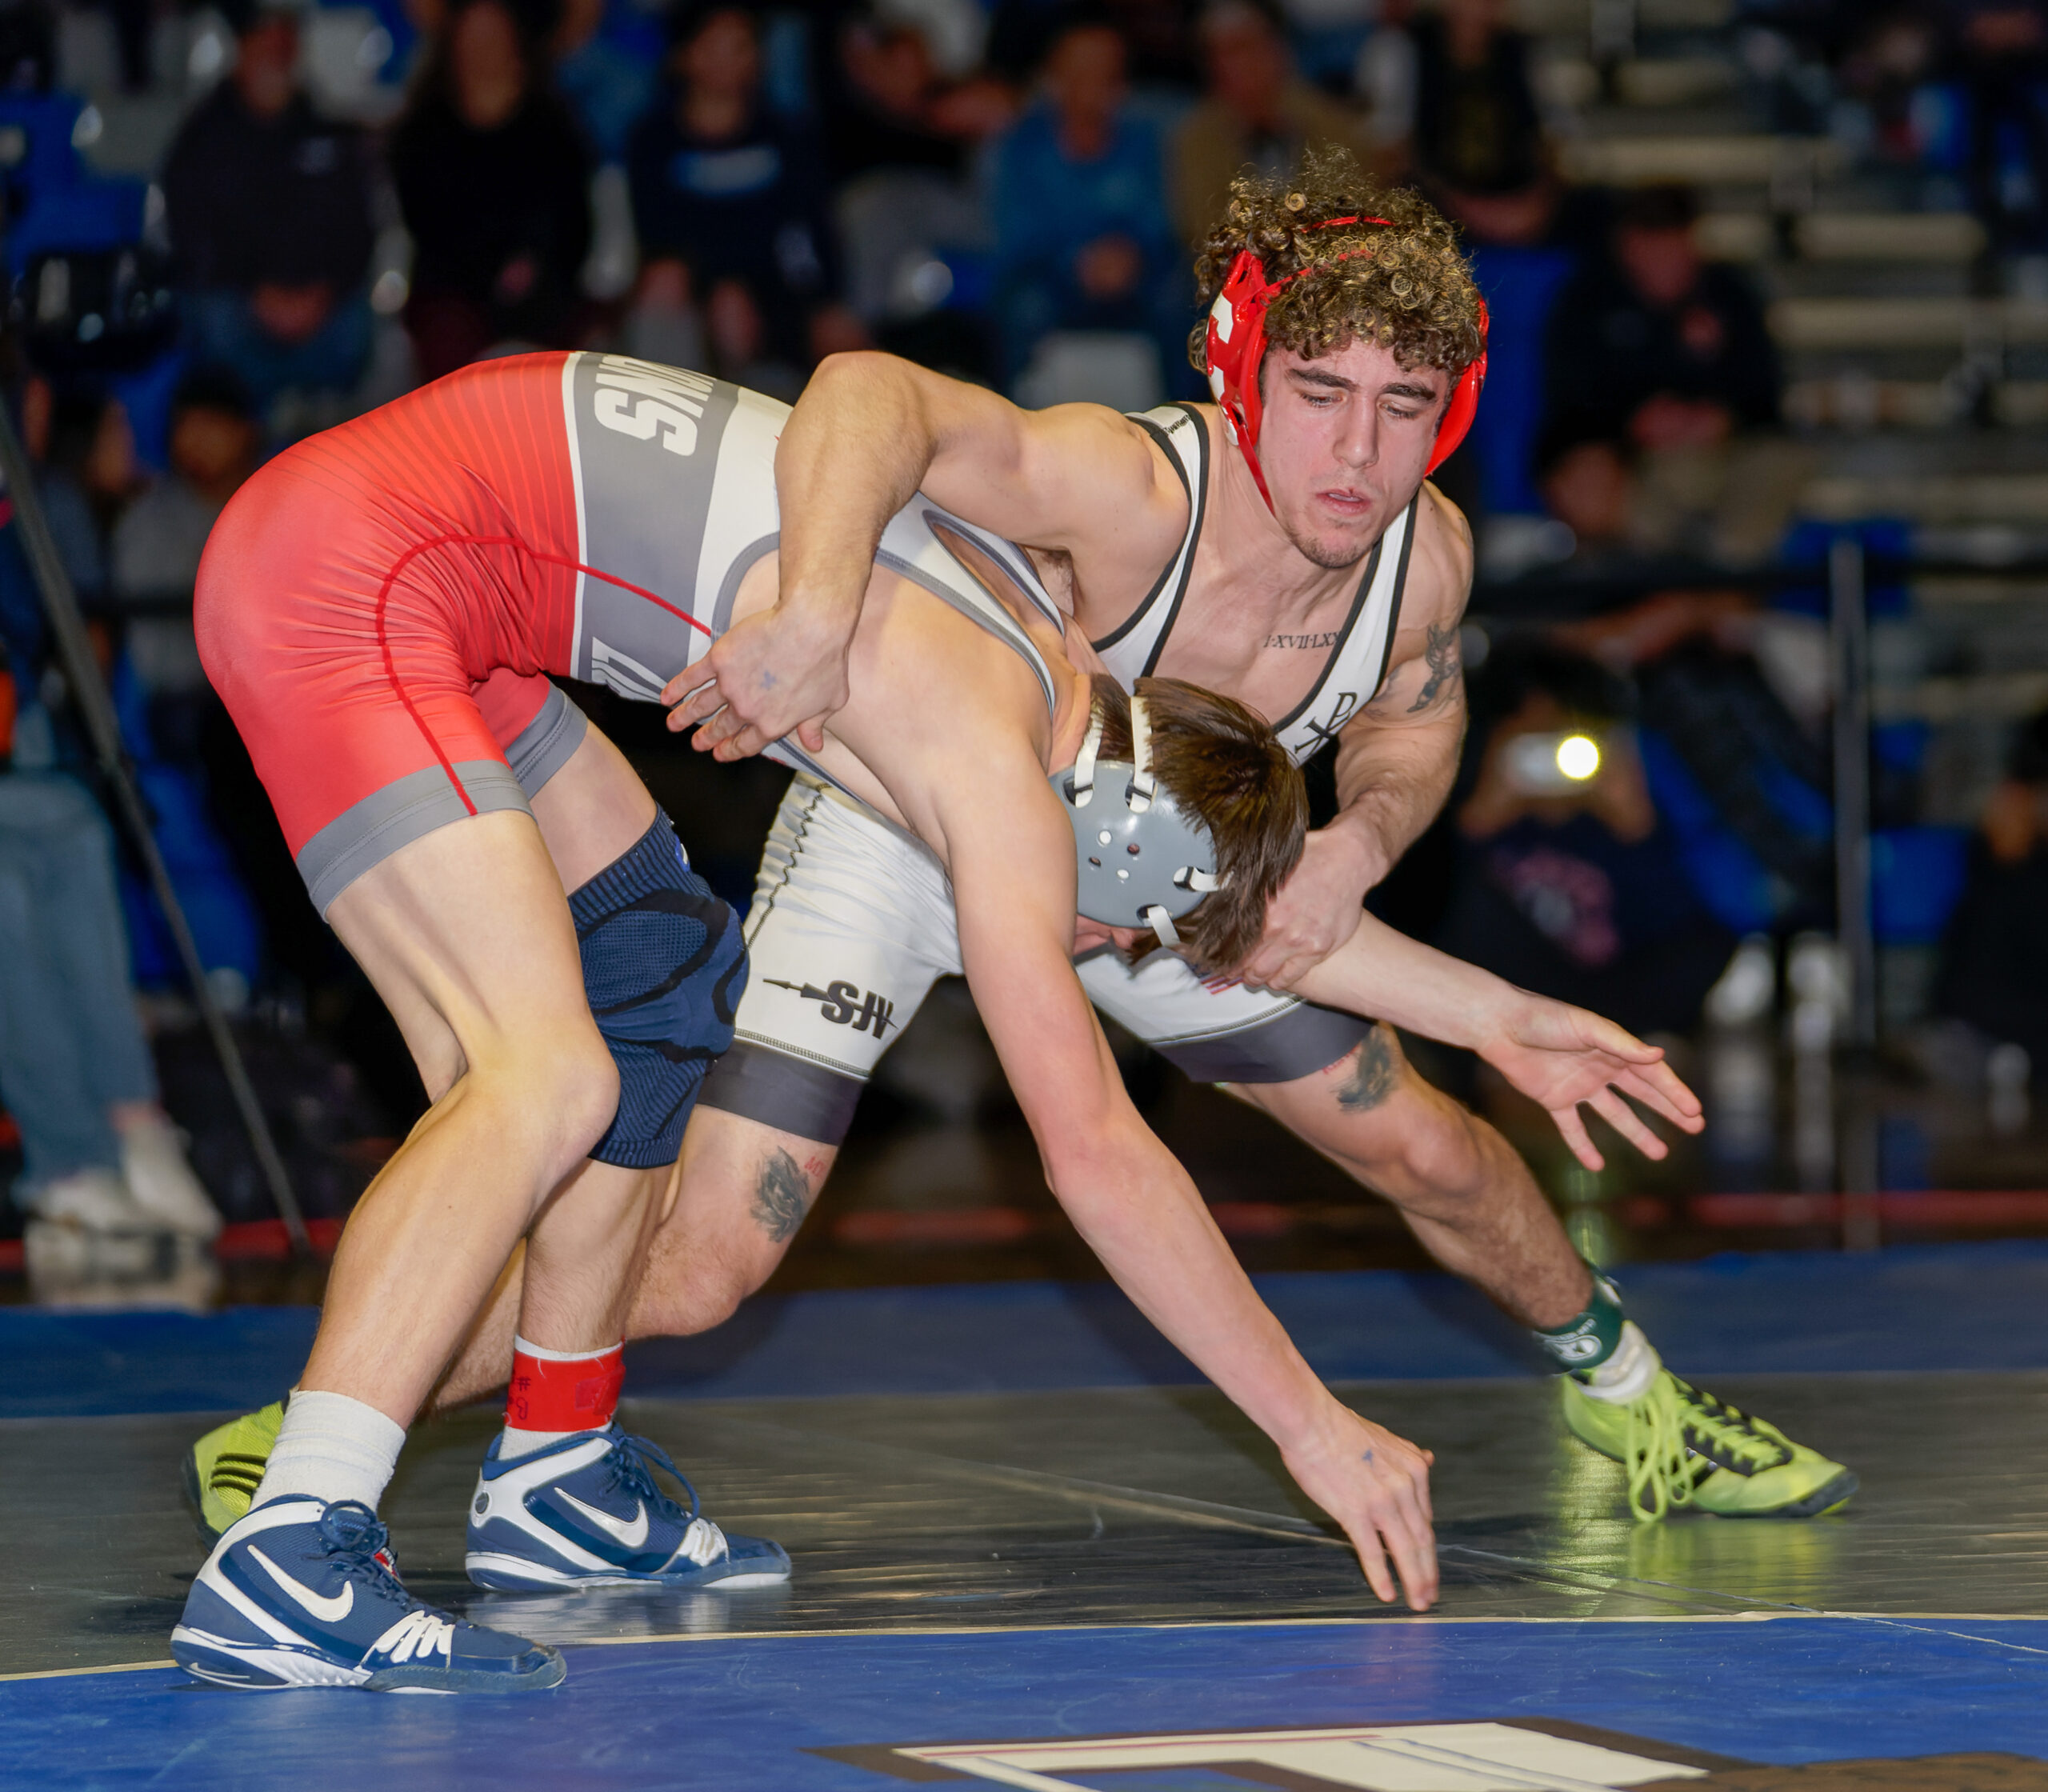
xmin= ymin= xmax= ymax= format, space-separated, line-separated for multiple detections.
xmin=1561 ymin=1332 xmax=1857 ymax=1523
xmin=182 ymin=1401 xmax=284 ymax=1543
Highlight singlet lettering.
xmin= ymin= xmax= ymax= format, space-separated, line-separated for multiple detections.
xmin=590 ymin=362 xmax=716 ymax=458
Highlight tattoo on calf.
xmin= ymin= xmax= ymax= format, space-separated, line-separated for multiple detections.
xmin=1335 ymin=1026 xmax=1398 ymax=1112
xmin=1407 ymin=623 xmax=1462 ymax=714
xmin=750 ymin=1147 xmax=814 ymax=1242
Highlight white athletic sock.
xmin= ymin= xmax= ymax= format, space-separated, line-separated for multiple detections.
xmin=251 ymin=1389 xmax=406 ymax=1512
xmin=498 ymin=1424 xmax=578 ymax=1460
xmin=1574 ymin=1322 xmax=1662 ymax=1404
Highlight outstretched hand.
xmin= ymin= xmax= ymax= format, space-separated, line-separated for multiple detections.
xmin=663 ymin=602 xmax=854 ymax=762
xmin=1480 ymin=995 xmax=1704 ymax=1171
xmin=1281 ymin=1401 xmax=1438 ymax=1610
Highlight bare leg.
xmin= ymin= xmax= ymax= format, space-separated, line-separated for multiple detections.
xmin=505 ymin=722 xmax=668 ymax=1358
xmin=308 ymin=722 xmax=662 ymax=1424
xmin=1230 ymin=1024 xmax=1592 ymax=1331
xmin=307 ymin=810 xmax=621 ymax=1424
xmin=432 ymin=1110 xmax=834 ymax=1408
xmin=518 ymin=1159 xmax=668 ymax=1352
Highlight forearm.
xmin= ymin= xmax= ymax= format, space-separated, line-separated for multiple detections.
xmin=1046 ymin=1126 xmax=1332 ymax=1450
xmin=774 ymin=353 xmax=935 ymax=622
xmin=1327 ymin=714 xmax=1462 ymax=890
xmin=1289 ymin=909 xmax=1522 ymax=1052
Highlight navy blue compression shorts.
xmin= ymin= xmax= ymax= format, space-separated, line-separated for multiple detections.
xmin=570 ymin=808 xmax=747 ymax=1170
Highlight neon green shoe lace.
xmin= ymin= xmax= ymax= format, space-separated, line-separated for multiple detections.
xmin=1618 ymin=1378 xmax=1691 ymax=1522
xmin=1616 ymin=1374 xmax=1794 ymax=1524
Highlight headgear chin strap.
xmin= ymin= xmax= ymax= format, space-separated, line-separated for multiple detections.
xmin=1204 ymin=215 xmax=1489 ymax=512
xmin=1054 ymin=696 xmax=1225 ymax=949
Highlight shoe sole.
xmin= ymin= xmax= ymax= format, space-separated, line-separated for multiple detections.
xmin=173 ymin=1626 xmax=372 ymax=1690
xmin=1700 ymin=1467 xmax=1859 ymax=1521
xmin=466 ymin=1550 xmax=792 ymax=1592
xmin=171 ymin=1626 xmax=567 ymax=1694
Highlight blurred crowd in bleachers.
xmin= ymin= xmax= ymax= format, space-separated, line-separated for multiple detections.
xmin=0 ymin=0 xmax=2038 ymax=453
xmin=10 ymin=0 xmax=2048 ymax=1251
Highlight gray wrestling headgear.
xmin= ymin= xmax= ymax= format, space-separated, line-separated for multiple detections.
xmin=1050 ymin=694 xmax=1226 ymax=949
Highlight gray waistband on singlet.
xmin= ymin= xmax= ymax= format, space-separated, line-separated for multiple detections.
xmin=297 ymin=761 xmax=531 ymax=917
xmin=505 ymin=684 xmax=590 ymax=799
xmin=697 ymin=1037 xmax=866 ymax=1146
xmin=1146 ymin=998 xmax=1372 ymax=1085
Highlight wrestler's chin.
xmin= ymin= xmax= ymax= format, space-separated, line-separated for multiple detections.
xmin=1286 ymin=518 xmax=1378 ymax=572
xmin=1277 ymin=493 xmax=1386 ymax=570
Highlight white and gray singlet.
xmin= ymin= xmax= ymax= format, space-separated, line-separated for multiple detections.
xmin=695 ymin=401 xmax=1418 ymax=1148
xmin=510 ymin=354 xmax=1063 ymax=802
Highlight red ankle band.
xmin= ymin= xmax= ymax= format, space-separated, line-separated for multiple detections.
xmin=506 ymin=1339 xmax=624 ymax=1434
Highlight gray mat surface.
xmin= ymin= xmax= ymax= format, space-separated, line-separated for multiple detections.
xmin=5 ymin=1372 xmax=2042 ymax=1676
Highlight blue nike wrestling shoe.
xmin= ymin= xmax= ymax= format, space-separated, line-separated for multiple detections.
xmin=465 ymin=1426 xmax=792 ymax=1591
xmin=172 ymin=1497 xmax=565 ymax=1692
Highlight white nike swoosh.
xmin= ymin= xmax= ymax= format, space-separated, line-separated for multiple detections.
xmin=247 ymin=1545 xmax=355 ymax=1623
xmin=555 ymin=1488 xmax=650 ymax=1550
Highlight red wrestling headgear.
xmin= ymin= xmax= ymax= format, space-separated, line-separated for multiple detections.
xmin=1202 ymin=216 xmax=1489 ymax=510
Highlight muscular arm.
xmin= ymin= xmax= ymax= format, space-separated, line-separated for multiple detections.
xmin=936 ymin=759 xmax=1438 ymax=1608
xmin=667 ymin=351 xmax=1176 ymax=758
xmin=1238 ymin=485 xmax=1473 ymax=987
xmin=1288 ymin=910 xmax=1706 ymax=1171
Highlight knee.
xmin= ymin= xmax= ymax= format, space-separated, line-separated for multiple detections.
xmin=553 ymin=1045 xmax=621 ymax=1162
xmin=627 ymin=1241 xmax=765 ymax=1340
xmin=1378 ymin=1092 xmax=1493 ymax=1202
xmin=475 ymin=1032 xmax=618 ymax=1173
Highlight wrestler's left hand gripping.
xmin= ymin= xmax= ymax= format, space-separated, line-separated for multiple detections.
xmin=1238 ymin=829 xmax=1375 ymax=990
xmin=665 ymin=599 xmax=856 ymax=762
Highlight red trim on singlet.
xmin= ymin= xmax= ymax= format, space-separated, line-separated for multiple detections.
xmin=370 ymin=532 xmax=716 ymax=812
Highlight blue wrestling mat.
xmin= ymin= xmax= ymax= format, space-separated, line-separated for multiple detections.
xmin=5 ymin=1618 xmax=2045 ymax=1787
xmin=4 ymin=1245 xmax=2046 ymax=1787
xmin=9 ymin=1239 xmax=2048 ymax=1417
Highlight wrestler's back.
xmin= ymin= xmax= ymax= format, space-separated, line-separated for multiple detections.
xmin=202 ymin=352 xmax=785 ymax=693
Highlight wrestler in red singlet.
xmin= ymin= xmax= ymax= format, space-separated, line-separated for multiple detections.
xmin=198 ymin=350 xmax=777 ymax=915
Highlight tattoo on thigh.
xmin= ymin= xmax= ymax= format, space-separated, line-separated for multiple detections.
xmin=1335 ymin=1027 xmax=1398 ymax=1113
xmin=750 ymin=1148 xmax=814 ymax=1243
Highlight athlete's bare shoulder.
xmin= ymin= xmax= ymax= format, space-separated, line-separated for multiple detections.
xmin=1361 ymin=480 xmax=1474 ymax=723
xmin=913 ymin=380 xmax=1190 ymax=591
xmin=1408 ymin=481 xmax=1474 ymax=617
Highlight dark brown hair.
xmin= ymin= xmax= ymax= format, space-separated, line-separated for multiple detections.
xmin=1189 ymin=146 xmax=1484 ymax=382
xmin=1088 ymin=674 xmax=1306 ymax=976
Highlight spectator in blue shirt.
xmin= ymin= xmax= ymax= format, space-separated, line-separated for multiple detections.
xmin=553 ymin=0 xmax=662 ymax=165
xmin=626 ymin=1 xmax=866 ymax=386
xmin=989 ymin=6 xmax=1184 ymax=390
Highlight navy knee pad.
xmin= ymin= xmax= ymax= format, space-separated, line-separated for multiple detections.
xmin=570 ymin=810 xmax=748 ymax=1170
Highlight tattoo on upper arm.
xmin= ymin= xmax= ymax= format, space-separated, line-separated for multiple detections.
xmin=1407 ymin=623 xmax=1462 ymax=714
xmin=1334 ymin=1026 xmax=1399 ymax=1112
xmin=750 ymin=1147 xmax=814 ymax=1242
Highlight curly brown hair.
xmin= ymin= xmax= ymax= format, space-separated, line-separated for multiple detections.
xmin=1188 ymin=147 xmax=1483 ymax=382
